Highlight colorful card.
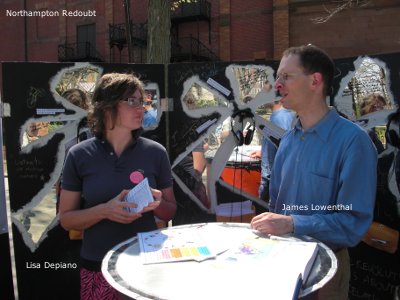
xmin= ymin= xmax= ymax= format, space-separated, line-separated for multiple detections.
xmin=138 ymin=227 xmax=216 ymax=264
xmin=125 ymin=178 xmax=153 ymax=213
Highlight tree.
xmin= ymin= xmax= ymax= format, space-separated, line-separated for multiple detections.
xmin=147 ymin=0 xmax=171 ymax=64
xmin=311 ymin=0 xmax=371 ymax=23
xmin=146 ymin=0 xmax=193 ymax=151
xmin=147 ymin=0 xmax=195 ymax=64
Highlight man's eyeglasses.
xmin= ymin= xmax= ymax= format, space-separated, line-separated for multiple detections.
xmin=276 ymin=72 xmax=306 ymax=83
xmin=122 ymin=97 xmax=145 ymax=108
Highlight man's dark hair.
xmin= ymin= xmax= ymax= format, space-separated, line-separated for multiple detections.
xmin=283 ymin=44 xmax=334 ymax=96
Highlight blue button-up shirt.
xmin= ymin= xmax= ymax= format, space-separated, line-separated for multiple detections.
xmin=269 ymin=108 xmax=377 ymax=249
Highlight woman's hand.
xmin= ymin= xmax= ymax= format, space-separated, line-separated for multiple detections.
xmin=140 ymin=188 xmax=162 ymax=213
xmin=104 ymin=190 xmax=143 ymax=224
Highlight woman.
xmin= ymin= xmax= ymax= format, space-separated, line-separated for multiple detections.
xmin=360 ymin=93 xmax=387 ymax=115
xmin=59 ymin=72 xmax=176 ymax=300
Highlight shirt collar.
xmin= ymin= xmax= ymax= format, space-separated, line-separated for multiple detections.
xmin=96 ymin=136 xmax=139 ymax=152
xmin=294 ymin=108 xmax=339 ymax=143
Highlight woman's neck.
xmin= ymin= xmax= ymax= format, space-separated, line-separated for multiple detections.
xmin=105 ymin=129 xmax=134 ymax=157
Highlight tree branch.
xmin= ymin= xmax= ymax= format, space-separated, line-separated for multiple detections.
xmin=311 ymin=0 xmax=371 ymax=24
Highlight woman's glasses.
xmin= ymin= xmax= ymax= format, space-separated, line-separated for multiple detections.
xmin=122 ymin=97 xmax=145 ymax=108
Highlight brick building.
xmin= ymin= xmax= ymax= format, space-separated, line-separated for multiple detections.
xmin=0 ymin=0 xmax=398 ymax=65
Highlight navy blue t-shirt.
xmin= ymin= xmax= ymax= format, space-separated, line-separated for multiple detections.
xmin=62 ymin=136 xmax=173 ymax=261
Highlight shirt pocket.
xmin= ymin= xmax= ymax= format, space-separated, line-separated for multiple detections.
xmin=307 ymin=172 xmax=335 ymax=205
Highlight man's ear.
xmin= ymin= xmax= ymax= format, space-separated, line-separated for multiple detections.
xmin=311 ymin=72 xmax=323 ymax=90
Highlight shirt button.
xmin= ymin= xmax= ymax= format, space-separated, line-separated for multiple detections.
xmin=110 ymin=152 xmax=114 ymax=156
xmin=301 ymin=136 xmax=305 ymax=141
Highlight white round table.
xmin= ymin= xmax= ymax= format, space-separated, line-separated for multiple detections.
xmin=102 ymin=222 xmax=337 ymax=300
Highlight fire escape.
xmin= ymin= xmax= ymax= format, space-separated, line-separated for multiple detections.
xmin=58 ymin=42 xmax=104 ymax=62
xmin=108 ymin=0 xmax=218 ymax=63
xmin=109 ymin=22 xmax=148 ymax=63
xmin=170 ymin=0 xmax=218 ymax=62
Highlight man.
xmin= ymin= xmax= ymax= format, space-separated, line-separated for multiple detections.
xmin=143 ymin=92 xmax=157 ymax=128
xmin=251 ymin=45 xmax=377 ymax=299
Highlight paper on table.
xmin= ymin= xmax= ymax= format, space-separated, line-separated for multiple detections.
xmin=220 ymin=236 xmax=318 ymax=285
xmin=125 ymin=178 xmax=153 ymax=213
xmin=138 ymin=227 xmax=216 ymax=264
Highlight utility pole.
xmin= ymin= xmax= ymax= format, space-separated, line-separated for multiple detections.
xmin=123 ymin=0 xmax=133 ymax=62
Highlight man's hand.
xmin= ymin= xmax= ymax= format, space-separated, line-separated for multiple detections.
xmin=249 ymin=150 xmax=261 ymax=159
xmin=250 ymin=212 xmax=294 ymax=235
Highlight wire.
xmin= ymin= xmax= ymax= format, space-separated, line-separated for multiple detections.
xmin=229 ymin=121 xmax=246 ymax=222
